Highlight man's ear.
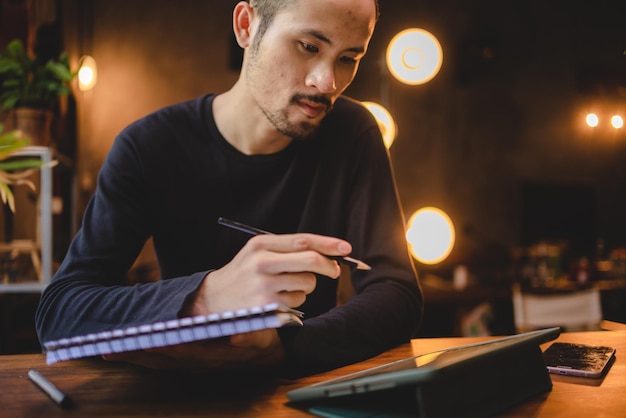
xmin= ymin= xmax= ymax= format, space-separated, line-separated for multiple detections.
xmin=233 ymin=1 xmax=255 ymax=48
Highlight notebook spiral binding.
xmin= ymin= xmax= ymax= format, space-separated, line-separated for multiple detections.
xmin=43 ymin=303 xmax=303 ymax=365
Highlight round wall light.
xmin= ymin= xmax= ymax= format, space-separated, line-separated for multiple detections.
xmin=611 ymin=115 xmax=624 ymax=129
xmin=585 ymin=113 xmax=599 ymax=128
xmin=386 ymin=28 xmax=443 ymax=85
xmin=406 ymin=206 xmax=455 ymax=265
xmin=78 ymin=55 xmax=98 ymax=91
xmin=362 ymin=101 xmax=397 ymax=148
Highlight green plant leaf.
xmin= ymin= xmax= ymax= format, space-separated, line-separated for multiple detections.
xmin=2 ymin=79 xmax=22 ymax=87
xmin=1 ymin=96 xmax=19 ymax=110
xmin=0 ymin=58 xmax=22 ymax=73
xmin=0 ymin=158 xmax=45 ymax=171
xmin=0 ymin=38 xmax=76 ymax=109
xmin=0 ymin=126 xmax=31 ymax=158
xmin=0 ymin=181 xmax=15 ymax=212
xmin=0 ymin=119 xmax=54 ymax=213
xmin=46 ymin=61 xmax=73 ymax=81
xmin=0 ymin=134 xmax=26 ymax=148
xmin=6 ymin=39 xmax=25 ymax=59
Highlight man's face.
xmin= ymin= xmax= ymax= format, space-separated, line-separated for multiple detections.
xmin=244 ymin=0 xmax=376 ymax=139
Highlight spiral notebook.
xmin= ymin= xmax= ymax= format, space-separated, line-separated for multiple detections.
xmin=43 ymin=303 xmax=303 ymax=365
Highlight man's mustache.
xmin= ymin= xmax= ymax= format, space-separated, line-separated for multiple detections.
xmin=291 ymin=94 xmax=332 ymax=111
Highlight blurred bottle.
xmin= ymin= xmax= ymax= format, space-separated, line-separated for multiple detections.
xmin=533 ymin=242 xmax=561 ymax=288
xmin=594 ymin=238 xmax=612 ymax=281
xmin=571 ymin=257 xmax=591 ymax=285
xmin=609 ymin=248 xmax=626 ymax=280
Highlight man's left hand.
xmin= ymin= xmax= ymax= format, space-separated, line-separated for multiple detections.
xmin=102 ymin=329 xmax=284 ymax=372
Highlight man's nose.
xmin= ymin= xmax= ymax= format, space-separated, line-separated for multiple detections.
xmin=305 ymin=63 xmax=337 ymax=94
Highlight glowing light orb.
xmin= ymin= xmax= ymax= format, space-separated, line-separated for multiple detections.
xmin=585 ymin=113 xmax=599 ymax=128
xmin=362 ymin=101 xmax=396 ymax=148
xmin=78 ymin=56 xmax=97 ymax=91
xmin=611 ymin=115 xmax=624 ymax=129
xmin=406 ymin=207 xmax=455 ymax=265
xmin=386 ymin=29 xmax=443 ymax=85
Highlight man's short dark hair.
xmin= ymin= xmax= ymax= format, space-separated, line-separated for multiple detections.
xmin=248 ymin=0 xmax=379 ymax=51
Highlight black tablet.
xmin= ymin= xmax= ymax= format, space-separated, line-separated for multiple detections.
xmin=287 ymin=327 xmax=561 ymax=405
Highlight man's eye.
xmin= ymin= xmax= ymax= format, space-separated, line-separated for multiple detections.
xmin=299 ymin=42 xmax=319 ymax=54
xmin=340 ymin=56 xmax=358 ymax=65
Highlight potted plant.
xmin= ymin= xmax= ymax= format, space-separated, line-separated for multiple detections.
xmin=0 ymin=38 xmax=75 ymax=146
xmin=0 ymin=124 xmax=55 ymax=212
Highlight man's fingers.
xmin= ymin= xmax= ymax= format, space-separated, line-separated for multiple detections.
xmin=247 ymin=233 xmax=352 ymax=258
xmin=277 ymin=290 xmax=307 ymax=308
xmin=257 ymin=252 xmax=340 ymax=278
xmin=276 ymin=272 xmax=317 ymax=293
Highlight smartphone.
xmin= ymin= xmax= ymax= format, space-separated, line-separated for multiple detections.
xmin=543 ymin=342 xmax=616 ymax=378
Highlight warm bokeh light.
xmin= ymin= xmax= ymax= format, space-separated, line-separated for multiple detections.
xmin=585 ymin=113 xmax=599 ymax=128
xmin=611 ymin=115 xmax=624 ymax=129
xmin=405 ymin=207 xmax=455 ymax=265
xmin=78 ymin=55 xmax=98 ymax=91
xmin=386 ymin=28 xmax=443 ymax=85
xmin=362 ymin=101 xmax=396 ymax=148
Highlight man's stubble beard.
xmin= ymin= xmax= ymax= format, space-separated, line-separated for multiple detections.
xmin=245 ymin=47 xmax=332 ymax=141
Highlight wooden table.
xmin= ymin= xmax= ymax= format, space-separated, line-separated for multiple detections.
xmin=1 ymin=331 xmax=624 ymax=417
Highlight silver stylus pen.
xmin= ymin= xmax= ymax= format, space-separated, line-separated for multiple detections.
xmin=218 ymin=217 xmax=371 ymax=271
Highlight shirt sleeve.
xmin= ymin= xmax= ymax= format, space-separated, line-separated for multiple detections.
xmin=35 ymin=132 xmax=207 ymax=343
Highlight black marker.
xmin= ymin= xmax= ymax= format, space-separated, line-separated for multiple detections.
xmin=28 ymin=369 xmax=73 ymax=409
xmin=218 ymin=217 xmax=371 ymax=271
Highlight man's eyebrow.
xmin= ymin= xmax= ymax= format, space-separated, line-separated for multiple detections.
xmin=304 ymin=30 xmax=366 ymax=54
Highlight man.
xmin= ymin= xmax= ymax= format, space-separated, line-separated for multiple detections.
xmin=36 ymin=0 xmax=423 ymax=377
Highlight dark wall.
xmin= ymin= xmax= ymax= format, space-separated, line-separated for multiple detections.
xmin=346 ymin=0 xmax=626 ymax=267
xmin=60 ymin=0 xmax=626 ymax=269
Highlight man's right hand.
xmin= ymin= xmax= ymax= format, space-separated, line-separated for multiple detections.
xmin=189 ymin=232 xmax=353 ymax=316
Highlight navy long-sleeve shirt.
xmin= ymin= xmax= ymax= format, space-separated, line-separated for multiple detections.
xmin=35 ymin=94 xmax=423 ymax=377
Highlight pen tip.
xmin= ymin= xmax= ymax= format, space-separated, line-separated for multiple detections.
xmin=357 ymin=261 xmax=372 ymax=271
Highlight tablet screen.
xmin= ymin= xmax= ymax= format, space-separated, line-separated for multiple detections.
xmin=314 ymin=350 xmax=446 ymax=385
xmin=307 ymin=334 xmax=536 ymax=388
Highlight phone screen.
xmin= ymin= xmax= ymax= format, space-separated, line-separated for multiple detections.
xmin=543 ymin=342 xmax=616 ymax=378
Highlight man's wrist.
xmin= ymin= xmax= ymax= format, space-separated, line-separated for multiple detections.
xmin=180 ymin=271 xmax=212 ymax=317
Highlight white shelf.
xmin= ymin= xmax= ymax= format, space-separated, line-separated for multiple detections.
xmin=0 ymin=146 xmax=53 ymax=293
xmin=0 ymin=282 xmax=46 ymax=293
